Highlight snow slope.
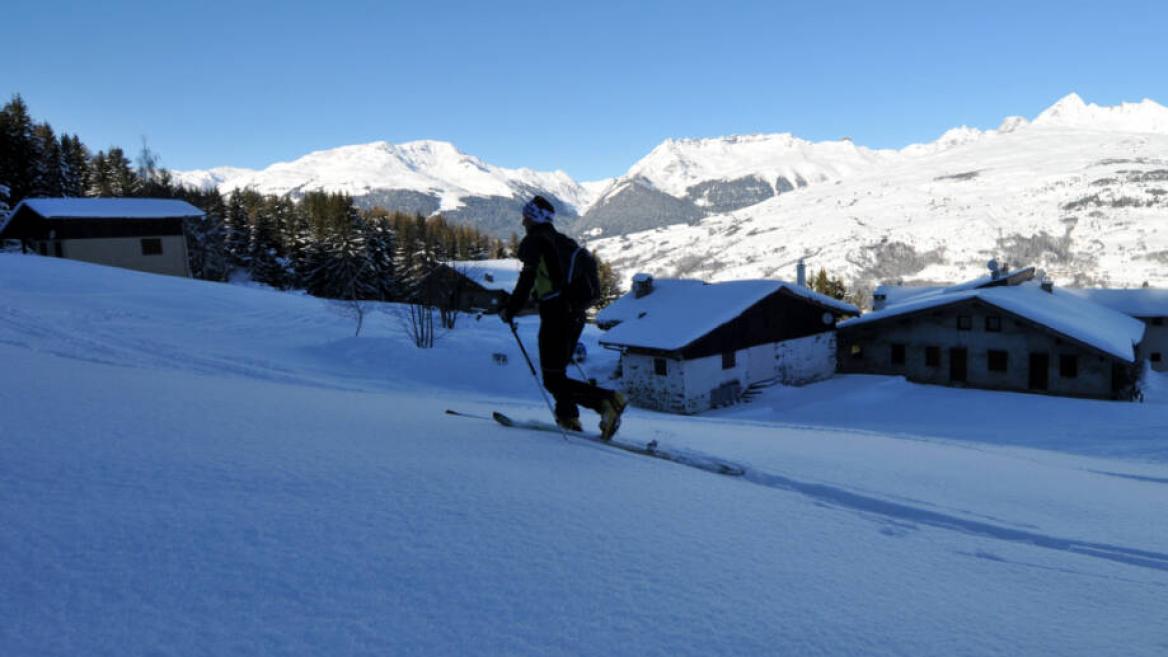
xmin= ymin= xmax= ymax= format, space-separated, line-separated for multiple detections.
xmin=591 ymin=94 xmax=1168 ymax=297
xmin=2 ymin=253 xmax=1168 ymax=656
xmin=175 ymin=139 xmax=597 ymax=217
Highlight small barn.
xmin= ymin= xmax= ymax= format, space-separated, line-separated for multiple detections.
xmin=597 ymin=275 xmax=859 ymax=414
xmin=838 ymin=271 xmax=1147 ymax=400
xmin=416 ymin=259 xmax=536 ymax=315
xmin=0 ymin=198 xmax=200 ymax=278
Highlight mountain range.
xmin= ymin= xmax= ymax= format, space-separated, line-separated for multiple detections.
xmin=176 ymin=93 xmax=1168 ymax=296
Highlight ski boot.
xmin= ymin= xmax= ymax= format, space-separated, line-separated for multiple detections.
xmin=598 ymin=392 xmax=627 ymax=441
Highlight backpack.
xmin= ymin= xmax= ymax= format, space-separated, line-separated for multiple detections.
xmin=554 ymin=233 xmax=601 ymax=310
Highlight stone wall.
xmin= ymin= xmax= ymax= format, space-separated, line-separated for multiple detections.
xmin=838 ymin=299 xmax=1135 ymax=399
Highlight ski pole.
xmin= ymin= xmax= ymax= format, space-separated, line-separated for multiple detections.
xmin=509 ymin=322 xmax=569 ymax=440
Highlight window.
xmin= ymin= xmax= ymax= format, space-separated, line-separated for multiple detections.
xmin=988 ymin=350 xmax=1009 ymax=372
xmin=53 ymin=241 xmax=63 ymax=257
xmin=985 ymin=315 xmax=1002 ymax=332
xmin=722 ymin=351 xmax=736 ymax=370
xmin=1153 ymin=318 xmax=1164 ymax=326
xmin=957 ymin=315 xmax=972 ymax=331
xmin=850 ymin=344 xmax=864 ymax=360
xmin=1152 ymin=352 xmax=1163 ymax=363
xmin=1060 ymin=354 xmax=1078 ymax=378
xmin=141 ymin=238 xmax=163 ymax=256
xmin=925 ymin=346 xmax=940 ymax=367
xmin=891 ymin=343 xmax=906 ymax=365
xmin=654 ymin=358 xmax=667 ymax=376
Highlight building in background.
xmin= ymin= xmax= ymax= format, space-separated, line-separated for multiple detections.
xmin=416 ymin=259 xmax=537 ymax=315
xmin=1067 ymin=288 xmax=1168 ymax=372
xmin=839 ymin=264 xmax=1147 ymax=399
xmin=597 ymin=274 xmax=858 ymax=414
xmin=0 ymin=198 xmax=199 ymax=278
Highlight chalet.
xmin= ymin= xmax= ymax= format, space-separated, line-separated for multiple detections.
xmin=597 ymin=274 xmax=859 ymax=414
xmin=0 ymin=198 xmax=199 ymax=278
xmin=839 ymin=266 xmax=1147 ymax=400
xmin=1067 ymin=288 xmax=1168 ymax=372
xmin=416 ymin=259 xmax=536 ymax=315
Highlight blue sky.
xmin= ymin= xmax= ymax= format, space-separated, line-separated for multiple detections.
xmin=5 ymin=0 xmax=1166 ymax=180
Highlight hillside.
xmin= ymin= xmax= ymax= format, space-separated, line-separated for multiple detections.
xmin=590 ymin=94 xmax=1168 ymax=297
xmin=2 ymin=253 xmax=1167 ymax=656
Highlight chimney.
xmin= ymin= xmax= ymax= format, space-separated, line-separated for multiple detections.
xmin=987 ymin=258 xmax=1000 ymax=280
xmin=632 ymin=273 xmax=654 ymax=298
xmin=1040 ymin=277 xmax=1054 ymax=293
xmin=796 ymin=259 xmax=807 ymax=287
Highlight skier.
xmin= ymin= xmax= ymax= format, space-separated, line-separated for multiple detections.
xmin=499 ymin=195 xmax=627 ymax=439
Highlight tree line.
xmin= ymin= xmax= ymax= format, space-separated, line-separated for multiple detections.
xmin=0 ymin=94 xmax=622 ymax=307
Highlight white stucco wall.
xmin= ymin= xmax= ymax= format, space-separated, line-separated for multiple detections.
xmin=61 ymin=236 xmax=190 ymax=277
xmin=617 ymin=332 xmax=840 ymax=415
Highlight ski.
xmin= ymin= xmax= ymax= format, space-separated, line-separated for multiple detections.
xmin=445 ymin=409 xmax=746 ymax=477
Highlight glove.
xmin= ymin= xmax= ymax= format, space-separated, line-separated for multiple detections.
xmin=499 ymin=308 xmax=514 ymax=324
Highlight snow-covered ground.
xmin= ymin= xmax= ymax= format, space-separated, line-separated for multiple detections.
xmin=2 ymin=253 xmax=1167 ymax=656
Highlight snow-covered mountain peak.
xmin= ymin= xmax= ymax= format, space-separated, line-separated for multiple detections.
xmin=173 ymin=138 xmax=598 ymax=220
xmin=623 ymin=132 xmax=882 ymax=199
xmin=1032 ymin=93 xmax=1168 ymax=133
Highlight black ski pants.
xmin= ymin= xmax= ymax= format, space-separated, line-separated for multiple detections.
xmin=538 ymin=305 xmax=615 ymax=420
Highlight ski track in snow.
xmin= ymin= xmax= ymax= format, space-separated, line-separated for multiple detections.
xmin=4 ymin=253 xmax=1168 ymax=656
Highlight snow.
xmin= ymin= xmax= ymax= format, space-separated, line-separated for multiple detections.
xmin=842 ymin=281 xmax=1146 ymax=362
xmin=174 ymin=140 xmax=597 ymax=215
xmin=597 ymin=278 xmax=857 ymax=351
xmin=3 ymin=253 xmax=1168 ymax=656
xmin=1066 ymin=287 xmax=1168 ymax=318
xmin=618 ymin=133 xmax=894 ymax=200
xmin=442 ymin=258 xmax=522 ymax=292
xmin=1033 ymin=92 xmax=1168 ymax=134
xmin=11 ymin=197 xmax=205 ymax=219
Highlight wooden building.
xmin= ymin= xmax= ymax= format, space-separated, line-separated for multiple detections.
xmin=0 ymin=198 xmax=200 ymax=278
xmin=416 ymin=259 xmax=536 ymax=315
xmin=597 ymin=275 xmax=858 ymax=414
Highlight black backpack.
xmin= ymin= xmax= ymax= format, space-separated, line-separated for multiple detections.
xmin=554 ymin=233 xmax=601 ymax=309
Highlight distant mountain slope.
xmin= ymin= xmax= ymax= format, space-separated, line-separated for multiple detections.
xmin=575 ymin=133 xmax=893 ymax=236
xmin=588 ymin=94 xmax=1168 ymax=300
xmin=174 ymin=140 xmax=599 ymax=237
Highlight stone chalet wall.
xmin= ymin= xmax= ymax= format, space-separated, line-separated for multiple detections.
xmin=837 ymin=299 xmax=1135 ymax=399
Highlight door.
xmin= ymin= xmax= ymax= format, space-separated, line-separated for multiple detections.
xmin=1029 ymin=352 xmax=1049 ymax=391
xmin=949 ymin=347 xmax=967 ymax=383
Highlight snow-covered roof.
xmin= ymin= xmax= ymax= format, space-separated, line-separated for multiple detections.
xmin=598 ymin=278 xmax=859 ymax=352
xmin=1064 ymin=288 xmax=1168 ymax=318
xmin=874 ymin=268 xmax=1037 ymax=307
xmin=842 ymin=282 xmax=1146 ymax=362
xmin=443 ymin=259 xmax=522 ymax=292
xmin=13 ymin=198 xmax=205 ymax=219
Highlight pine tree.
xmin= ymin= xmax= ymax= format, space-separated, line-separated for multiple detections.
xmin=812 ymin=267 xmax=848 ymax=301
xmin=223 ymin=191 xmax=252 ymax=271
xmin=596 ymin=258 xmax=623 ymax=309
xmin=0 ymin=95 xmax=38 ymax=204
xmin=104 ymin=147 xmax=137 ymax=196
xmin=87 ymin=151 xmax=112 ymax=196
xmin=180 ymin=190 xmax=230 ymax=281
xmin=249 ymin=202 xmax=286 ymax=288
xmin=363 ymin=216 xmax=397 ymax=299
xmin=59 ymin=135 xmax=90 ymax=197
xmin=31 ymin=123 xmax=63 ymax=197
